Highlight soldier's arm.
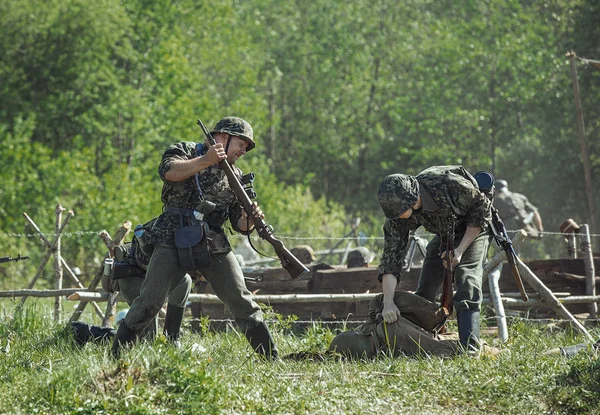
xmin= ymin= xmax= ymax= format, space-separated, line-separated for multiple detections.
xmin=163 ymin=144 xmax=225 ymax=182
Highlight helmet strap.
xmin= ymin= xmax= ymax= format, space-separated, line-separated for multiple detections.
xmin=224 ymin=134 xmax=232 ymax=155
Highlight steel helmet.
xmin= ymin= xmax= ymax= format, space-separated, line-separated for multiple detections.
xmin=211 ymin=116 xmax=256 ymax=151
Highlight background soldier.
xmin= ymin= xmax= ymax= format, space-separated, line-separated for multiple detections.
xmin=112 ymin=116 xmax=279 ymax=360
xmin=346 ymin=247 xmax=374 ymax=268
xmin=290 ymin=245 xmax=317 ymax=265
xmin=376 ymin=166 xmax=492 ymax=351
xmin=494 ymin=179 xmax=544 ymax=238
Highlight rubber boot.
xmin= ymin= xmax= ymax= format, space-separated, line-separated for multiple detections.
xmin=164 ymin=304 xmax=185 ymax=348
xmin=111 ymin=322 xmax=137 ymax=359
xmin=244 ymin=322 xmax=279 ymax=361
xmin=457 ymin=310 xmax=481 ymax=353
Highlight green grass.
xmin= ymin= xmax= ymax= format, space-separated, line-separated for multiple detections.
xmin=1 ymin=301 xmax=599 ymax=415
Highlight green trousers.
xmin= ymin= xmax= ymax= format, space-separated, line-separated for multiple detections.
xmin=414 ymin=229 xmax=490 ymax=312
xmin=123 ymin=246 xmax=264 ymax=334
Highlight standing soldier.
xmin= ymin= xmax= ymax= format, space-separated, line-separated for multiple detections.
xmin=112 ymin=116 xmax=279 ymax=360
xmin=494 ymin=180 xmax=544 ymax=239
xmin=376 ymin=166 xmax=492 ymax=351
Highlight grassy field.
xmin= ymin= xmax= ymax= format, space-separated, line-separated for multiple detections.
xmin=1 ymin=300 xmax=599 ymax=415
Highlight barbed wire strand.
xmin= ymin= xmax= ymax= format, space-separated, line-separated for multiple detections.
xmin=2 ymin=229 xmax=600 ymax=240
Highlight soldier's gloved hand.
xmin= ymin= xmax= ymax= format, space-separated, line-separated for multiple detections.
xmin=381 ymin=303 xmax=401 ymax=323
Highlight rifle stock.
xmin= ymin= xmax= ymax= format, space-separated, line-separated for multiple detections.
xmin=197 ymin=119 xmax=310 ymax=280
xmin=491 ymin=207 xmax=529 ymax=301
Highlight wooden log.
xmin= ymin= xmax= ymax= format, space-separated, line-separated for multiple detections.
xmin=68 ymin=291 xmax=380 ymax=304
xmin=516 ymin=257 xmax=594 ymax=342
xmin=312 ymin=266 xmax=382 ymax=294
xmin=1 ymin=288 xmax=89 ymax=298
xmin=18 ymin=210 xmax=74 ymax=306
xmin=554 ymin=272 xmax=600 ymax=284
xmin=482 ymin=230 xmax=527 ymax=284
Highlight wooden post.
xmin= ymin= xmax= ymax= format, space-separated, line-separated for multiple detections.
xmin=53 ymin=205 xmax=65 ymax=321
xmin=580 ymin=224 xmax=597 ymax=317
xmin=567 ymin=51 xmax=597 ymax=231
xmin=488 ymin=264 xmax=508 ymax=342
xmin=18 ymin=210 xmax=74 ymax=307
xmin=69 ymin=221 xmax=131 ymax=322
xmin=23 ymin=212 xmax=105 ymax=320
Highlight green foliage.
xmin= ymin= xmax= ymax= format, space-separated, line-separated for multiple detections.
xmin=1 ymin=302 xmax=599 ymax=414
xmin=548 ymin=353 xmax=600 ymax=414
xmin=1 ymin=0 xmax=600 ymax=284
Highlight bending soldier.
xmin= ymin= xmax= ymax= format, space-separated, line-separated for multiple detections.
xmin=112 ymin=116 xmax=279 ymax=360
xmin=376 ymin=166 xmax=492 ymax=352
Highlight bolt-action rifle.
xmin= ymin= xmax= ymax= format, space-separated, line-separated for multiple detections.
xmin=490 ymin=207 xmax=529 ymax=301
xmin=0 ymin=254 xmax=29 ymax=264
xmin=197 ymin=119 xmax=310 ymax=280
xmin=440 ymin=218 xmax=455 ymax=319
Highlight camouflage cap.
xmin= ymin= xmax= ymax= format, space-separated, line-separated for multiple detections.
xmin=346 ymin=247 xmax=374 ymax=268
xmin=377 ymin=174 xmax=420 ymax=218
xmin=211 ymin=116 xmax=255 ymax=151
xmin=328 ymin=331 xmax=376 ymax=358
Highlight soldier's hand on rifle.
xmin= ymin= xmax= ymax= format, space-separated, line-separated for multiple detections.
xmin=239 ymin=202 xmax=264 ymax=232
xmin=381 ymin=303 xmax=401 ymax=323
xmin=241 ymin=202 xmax=264 ymax=220
xmin=440 ymin=250 xmax=460 ymax=269
xmin=204 ymin=142 xmax=227 ymax=165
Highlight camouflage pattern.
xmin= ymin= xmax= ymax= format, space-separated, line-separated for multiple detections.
xmin=329 ymin=291 xmax=459 ymax=358
xmin=377 ymin=174 xmax=420 ymax=218
xmin=146 ymin=141 xmax=251 ymax=254
xmin=346 ymin=247 xmax=374 ymax=268
xmin=494 ymin=189 xmax=538 ymax=233
xmin=211 ymin=116 xmax=255 ymax=151
xmin=378 ymin=165 xmax=492 ymax=279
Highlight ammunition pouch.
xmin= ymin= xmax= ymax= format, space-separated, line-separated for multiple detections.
xmin=112 ymin=263 xmax=146 ymax=280
xmin=168 ymin=206 xmax=212 ymax=271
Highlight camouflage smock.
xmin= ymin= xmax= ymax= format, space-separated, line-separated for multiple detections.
xmin=378 ymin=165 xmax=492 ymax=280
xmin=145 ymin=141 xmax=252 ymax=253
xmin=494 ymin=190 xmax=537 ymax=226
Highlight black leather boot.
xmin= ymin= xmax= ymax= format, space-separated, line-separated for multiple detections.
xmin=457 ymin=310 xmax=481 ymax=353
xmin=164 ymin=304 xmax=185 ymax=348
xmin=111 ymin=322 xmax=137 ymax=359
xmin=244 ymin=322 xmax=279 ymax=361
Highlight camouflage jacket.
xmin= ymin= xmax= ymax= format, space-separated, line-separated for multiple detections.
xmin=378 ymin=165 xmax=492 ymax=280
xmin=494 ymin=190 xmax=537 ymax=225
xmin=145 ymin=141 xmax=252 ymax=253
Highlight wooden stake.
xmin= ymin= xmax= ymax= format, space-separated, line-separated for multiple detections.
xmin=69 ymin=221 xmax=131 ymax=322
xmin=18 ymin=210 xmax=74 ymax=307
xmin=580 ymin=224 xmax=597 ymax=317
xmin=22 ymin=212 xmax=105 ymax=320
xmin=54 ymin=204 xmax=65 ymax=321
